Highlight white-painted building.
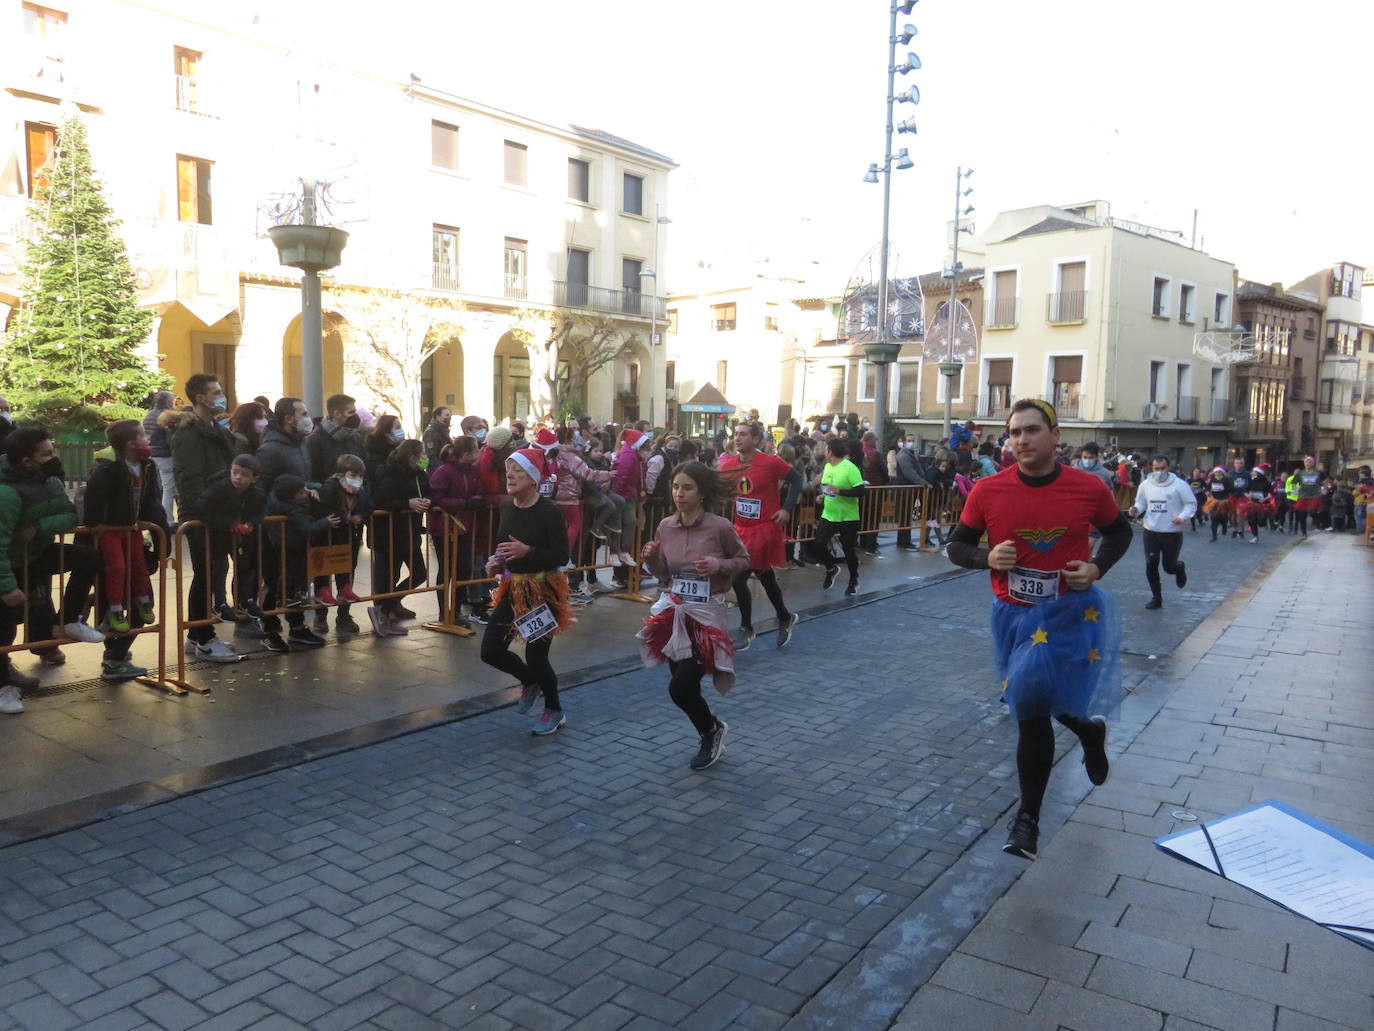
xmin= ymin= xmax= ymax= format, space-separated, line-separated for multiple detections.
xmin=0 ymin=0 xmax=674 ymax=429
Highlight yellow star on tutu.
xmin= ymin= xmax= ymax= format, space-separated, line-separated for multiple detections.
xmin=1083 ymin=605 xmax=1100 ymax=623
xmin=1030 ymin=627 xmax=1049 ymax=645
xmin=1001 ymin=678 xmax=1009 ymax=689
xmin=1088 ymin=648 xmax=1101 ymax=663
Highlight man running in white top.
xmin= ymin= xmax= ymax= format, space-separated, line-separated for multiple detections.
xmin=1129 ymin=455 xmax=1196 ymax=611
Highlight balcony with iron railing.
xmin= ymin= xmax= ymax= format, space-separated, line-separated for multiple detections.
xmin=985 ymin=296 xmax=1019 ymax=329
xmin=1209 ymin=398 xmax=1230 ymax=423
xmin=552 ymin=280 xmax=664 ymax=319
xmin=175 ymin=74 xmax=206 ymax=114
xmin=1042 ymin=390 xmax=1082 ymax=420
xmin=431 ymin=262 xmax=460 ymax=293
xmin=976 ymin=390 xmax=1012 ymax=420
xmin=1046 ymin=290 xmax=1087 ymax=324
xmin=1175 ymin=395 xmax=1200 ymax=423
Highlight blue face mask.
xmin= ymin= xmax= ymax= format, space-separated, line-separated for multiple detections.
xmin=820 ymin=424 xmax=829 ymax=432
xmin=211 ymin=395 xmax=228 ymax=412
xmin=392 ymin=428 xmax=404 ymax=441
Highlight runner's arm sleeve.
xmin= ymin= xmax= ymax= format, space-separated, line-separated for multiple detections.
xmin=780 ymin=465 xmax=802 ymax=511
xmin=1091 ymin=513 xmax=1133 ymax=576
xmin=946 ymin=520 xmax=988 ymax=570
xmin=1177 ymin=481 xmax=1197 ymax=520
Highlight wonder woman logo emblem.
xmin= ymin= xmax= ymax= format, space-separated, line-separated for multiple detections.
xmin=1014 ymin=527 xmax=1067 ymax=552
xmin=737 ymin=476 xmax=753 ymax=496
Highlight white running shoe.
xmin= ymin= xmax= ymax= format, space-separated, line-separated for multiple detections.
xmin=617 ymin=551 xmax=636 ymax=566
xmin=62 ymin=621 xmax=105 ymax=644
xmin=0 ymin=686 xmax=24 ymax=714
xmin=195 ymin=639 xmax=241 ymax=663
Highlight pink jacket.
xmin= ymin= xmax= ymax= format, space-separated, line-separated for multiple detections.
xmin=613 ymin=444 xmax=644 ymax=501
xmin=553 ymin=449 xmax=613 ymax=504
xmin=427 ymin=455 xmax=483 ymax=535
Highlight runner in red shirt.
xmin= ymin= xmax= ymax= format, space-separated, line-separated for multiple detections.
xmin=718 ymin=422 xmax=802 ymax=650
xmin=947 ymin=398 xmax=1133 ymax=861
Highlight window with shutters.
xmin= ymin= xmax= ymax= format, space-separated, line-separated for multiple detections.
xmin=176 ymin=155 xmax=213 ymax=224
xmin=503 ymin=140 xmax=527 ymax=186
xmin=174 ymin=46 xmax=203 ymax=113
xmin=857 ymin=360 xmax=877 ymax=402
xmin=24 ymin=121 xmax=57 ymax=198
xmin=432 ymin=225 xmax=459 ymax=291
xmin=711 ymin=303 xmax=736 ymax=331
xmin=988 ymin=268 xmax=1018 ymax=327
xmin=431 ymin=121 xmax=458 ymax=170
xmin=894 ymin=361 xmax=920 ymax=415
xmin=983 ymin=359 xmax=1013 ymax=417
xmin=565 ymin=248 xmax=590 ymax=307
xmin=503 ymin=238 xmax=526 ymax=299
xmin=623 ymin=173 xmax=644 ymax=216
xmin=1151 ymin=276 xmax=1170 ymax=317
xmin=1051 ymin=355 xmax=1082 ymax=417
xmin=1048 ymin=261 xmax=1087 ymax=322
xmin=826 ymin=366 xmax=847 ymax=412
xmin=568 ymin=158 xmax=590 ymax=202
xmin=1178 ymin=283 xmax=1196 ymax=323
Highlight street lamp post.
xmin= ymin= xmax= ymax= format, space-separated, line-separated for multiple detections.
xmin=863 ymin=2 xmax=921 ymax=447
xmin=268 ymin=179 xmax=348 ymax=420
xmin=942 ymin=165 xmax=974 ymax=441
xmin=639 ymin=205 xmax=671 ymax=427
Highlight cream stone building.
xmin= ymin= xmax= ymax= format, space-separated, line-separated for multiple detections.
xmin=948 ymin=201 xmax=1237 ymax=466
xmin=1286 ymin=262 xmax=1364 ymax=470
xmin=0 ymin=0 xmax=673 ymax=429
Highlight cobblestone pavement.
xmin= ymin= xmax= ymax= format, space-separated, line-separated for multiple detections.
xmin=0 ymin=528 xmax=1343 ymax=1031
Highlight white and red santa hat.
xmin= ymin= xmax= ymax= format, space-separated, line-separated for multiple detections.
xmin=533 ymin=428 xmax=560 ymax=451
xmin=623 ymin=429 xmax=651 ymax=450
xmin=508 ymin=447 xmax=548 ymax=483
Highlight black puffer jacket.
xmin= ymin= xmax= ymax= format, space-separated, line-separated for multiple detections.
xmin=83 ymin=456 xmax=170 ymax=533
xmin=255 ymin=425 xmax=311 ymax=497
xmin=161 ymin=408 xmax=236 ymax=520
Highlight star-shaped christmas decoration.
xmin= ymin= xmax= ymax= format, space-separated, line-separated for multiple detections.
xmin=1030 ymin=627 xmax=1049 ymax=646
xmin=1083 ymin=606 xmax=1100 ymax=623
xmin=1088 ymin=648 xmax=1101 ymax=664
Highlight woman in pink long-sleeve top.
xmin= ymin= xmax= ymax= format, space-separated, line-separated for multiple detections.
xmin=637 ymin=461 xmax=750 ymax=771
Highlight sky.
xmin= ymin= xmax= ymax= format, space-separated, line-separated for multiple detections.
xmin=250 ymin=0 xmax=1370 ymax=293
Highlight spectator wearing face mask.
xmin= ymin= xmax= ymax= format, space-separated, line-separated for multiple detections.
xmin=422 ymin=407 xmax=453 ymax=464
xmin=459 ymin=414 xmax=489 ymax=445
xmin=228 ymin=401 xmax=270 ymax=457
xmin=310 ymin=453 xmax=372 ymax=635
xmin=306 ymin=394 xmax=364 ymax=483
xmin=164 ymin=373 xmax=240 ymax=663
xmin=365 ymin=415 xmax=403 ymax=482
xmin=1073 ymin=441 xmax=1117 ymax=490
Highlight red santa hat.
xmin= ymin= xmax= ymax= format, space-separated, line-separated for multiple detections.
xmin=623 ymin=429 xmax=650 ymax=450
xmin=533 ymin=428 xmax=560 ymax=451
xmin=508 ymin=447 xmax=548 ymax=484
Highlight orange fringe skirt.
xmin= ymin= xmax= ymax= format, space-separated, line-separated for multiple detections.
xmin=490 ymin=571 xmax=573 ymax=636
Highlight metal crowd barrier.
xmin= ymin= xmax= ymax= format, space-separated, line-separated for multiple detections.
xmin=1 ymin=522 xmax=183 ymax=694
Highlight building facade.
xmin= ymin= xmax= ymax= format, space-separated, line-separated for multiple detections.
xmin=1231 ymin=281 xmax=1324 ymax=467
xmin=1286 ymin=262 xmax=1365 ymax=471
xmin=0 ymin=0 xmax=673 ymax=429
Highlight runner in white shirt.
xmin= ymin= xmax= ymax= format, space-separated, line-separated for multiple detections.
xmin=1128 ymin=455 xmax=1197 ymax=611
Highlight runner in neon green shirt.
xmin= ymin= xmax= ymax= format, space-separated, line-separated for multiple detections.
xmin=814 ymin=439 xmax=865 ymax=595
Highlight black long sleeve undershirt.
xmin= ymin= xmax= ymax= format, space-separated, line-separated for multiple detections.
xmin=945 ymin=465 xmax=1133 ymax=577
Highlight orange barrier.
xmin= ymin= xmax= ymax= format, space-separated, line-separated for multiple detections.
xmin=2 ymin=522 xmax=183 ymax=695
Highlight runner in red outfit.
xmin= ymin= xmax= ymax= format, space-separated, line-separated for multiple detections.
xmin=717 ymin=422 xmax=802 ymax=649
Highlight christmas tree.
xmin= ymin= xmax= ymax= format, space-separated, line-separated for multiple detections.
xmin=0 ymin=113 xmax=168 ymax=428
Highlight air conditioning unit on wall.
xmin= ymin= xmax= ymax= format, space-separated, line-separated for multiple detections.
xmin=1142 ymin=403 xmax=1163 ymax=421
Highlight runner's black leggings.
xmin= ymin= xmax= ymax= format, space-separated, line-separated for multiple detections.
xmin=668 ymin=657 xmax=717 ymax=735
xmin=1143 ymin=529 xmax=1183 ymax=598
xmin=1017 ymin=714 xmax=1099 ymax=820
xmin=1293 ymin=508 xmax=1310 ymax=536
xmin=814 ymin=518 xmax=860 ymax=582
xmin=480 ymin=596 xmax=559 ymax=711
xmin=732 ymin=568 xmax=789 ymax=630
xmin=1209 ymin=513 xmax=1229 ymax=541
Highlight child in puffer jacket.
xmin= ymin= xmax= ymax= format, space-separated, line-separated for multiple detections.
xmin=265 ymin=474 xmax=341 ymax=607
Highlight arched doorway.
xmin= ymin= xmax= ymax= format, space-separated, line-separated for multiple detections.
xmin=493 ymin=332 xmax=531 ymax=424
xmin=282 ymin=311 xmax=346 ymax=401
xmin=421 ymin=323 xmax=464 ymax=420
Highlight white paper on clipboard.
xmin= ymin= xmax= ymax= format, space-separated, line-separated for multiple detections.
xmin=1156 ymin=800 xmax=1374 ymax=948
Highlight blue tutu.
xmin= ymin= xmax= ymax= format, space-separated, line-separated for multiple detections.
xmin=990 ymin=585 xmax=1123 ymax=721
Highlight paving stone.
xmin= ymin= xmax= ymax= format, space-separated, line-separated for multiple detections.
xmin=1076 ymin=921 xmax=1192 ymax=976
xmin=1030 ymin=979 xmax=1164 ymax=1031
xmin=1086 ymin=956 xmax=1274 ymax=1031
xmin=930 ymin=951 xmax=1046 ymax=1014
xmin=892 ymin=984 xmax=1055 ymax=1031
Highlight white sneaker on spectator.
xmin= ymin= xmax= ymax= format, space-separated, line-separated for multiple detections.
xmin=617 ymin=551 xmax=636 ymax=566
xmin=62 ymin=621 xmax=105 ymax=644
xmin=195 ymin=639 xmax=240 ymax=663
xmin=0 ymin=686 xmax=23 ymax=714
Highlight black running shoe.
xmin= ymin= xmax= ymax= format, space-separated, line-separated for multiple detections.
xmin=287 ymin=627 xmax=327 ymax=648
xmin=776 ymin=613 xmax=797 ymax=649
xmin=1145 ymin=598 xmax=1162 ymax=610
xmin=822 ymin=567 xmax=838 ymax=590
xmin=737 ymin=626 xmax=755 ymax=652
xmin=1081 ymin=715 xmax=1110 ymax=786
xmin=1002 ymin=810 xmax=1039 ymax=860
xmin=690 ymin=721 xmax=728 ymax=771
xmin=845 ymin=580 xmax=858 ymax=597
xmin=1175 ymin=562 xmax=1187 ymax=589
xmin=263 ymin=632 xmax=290 ymax=654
